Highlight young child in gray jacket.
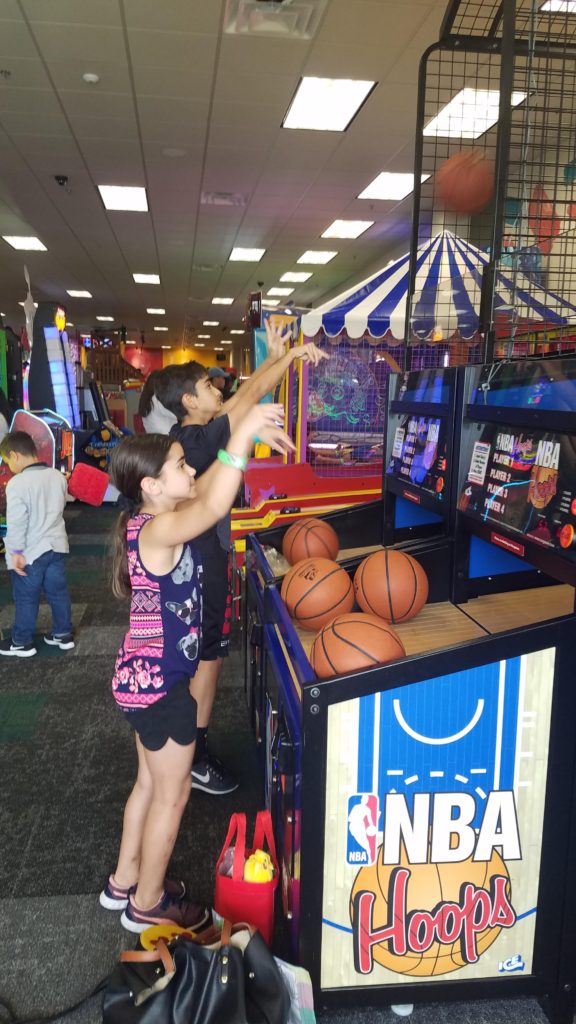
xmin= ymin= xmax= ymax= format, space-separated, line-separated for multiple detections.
xmin=0 ymin=431 xmax=74 ymax=657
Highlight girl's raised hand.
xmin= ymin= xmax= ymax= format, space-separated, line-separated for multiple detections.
xmin=293 ymin=341 xmax=329 ymax=366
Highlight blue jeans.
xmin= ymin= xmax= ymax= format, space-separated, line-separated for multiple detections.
xmin=10 ymin=550 xmax=72 ymax=645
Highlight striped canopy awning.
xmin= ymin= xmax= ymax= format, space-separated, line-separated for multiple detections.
xmin=300 ymin=230 xmax=576 ymax=341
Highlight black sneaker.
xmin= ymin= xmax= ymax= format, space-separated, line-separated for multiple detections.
xmin=43 ymin=633 xmax=75 ymax=651
xmin=0 ymin=639 xmax=36 ymax=657
xmin=191 ymin=755 xmax=239 ymax=795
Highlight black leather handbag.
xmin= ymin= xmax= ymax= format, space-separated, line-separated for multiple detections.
xmin=102 ymin=922 xmax=291 ymax=1024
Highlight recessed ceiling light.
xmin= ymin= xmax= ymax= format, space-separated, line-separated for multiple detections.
xmin=203 ymin=320 xmax=219 ymax=326
xmin=297 ymin=250 xmax=338 ymax=264
xmin=214 ymin=347 xmax=224 ymax=351
xmin=160 ymin=345 xmax=171 ymax=349
xmin=282 ymin=76 xmax=376 ymax=131
xmin=212 ymin=297 xmax=234 ymax=305
xmin=83 ymin=72 xmax=100 ymax=84
xmin=262 ymin=299 xmax=280 ymax=307
xmin=98 ymin=185 xmax=148 ymax=212
xmin=154 ymin=326 xmax=168 ymax=331
xmin=147 ymin=307 xmax=165 ymax=314
xmin=280 ymin=271 xmax=312 ymax=283
xmin=67 ymin=289 xmax=92 ymax=298
xmin=267 ymin=287 xmax=294 ymax=296
xmin=321 ymin=219 xmax=374 ymax=239
xmin=541 ymin=1 xmax=576 ymax=11
xmin=125 ymin=340 xmax=136 ymax=345
xmin=423 ymin=87 xmax=526 ymax=139
xmin=230 ymin=329 xmax=244 ymax=334
xmin=133 ymin=273 xmax=160 ymax=284
xmin=66 ymin=321 xmax=74 ymax=326
xmin=195 ymin=343 xmax=205 ymax=348
xmin=96 ymin=315 xmax=114 ymax=322
xmin=221 ymin=340 xmax=232 ymax=345
xmin=3 ymin=235 xmax=47 ymax=251
xmin=229 ymin=247 xmax=265 ymax=262
xmin=198 ymin=334 xmax=211 ymax=339
xmin=357 ymin=172 xmax=431 ymax=201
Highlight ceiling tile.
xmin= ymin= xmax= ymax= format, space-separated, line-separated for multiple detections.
xmin=23 ymin=0 xmax=122 ymax=27
xmin=123 ymin=0 xmax=222 ymax=34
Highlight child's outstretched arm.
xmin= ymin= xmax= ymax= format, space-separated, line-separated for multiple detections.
xmin=143 ymin=404 xmax=294 ymax=551
xmin=219 ymin=319 xmax=329 ymax=430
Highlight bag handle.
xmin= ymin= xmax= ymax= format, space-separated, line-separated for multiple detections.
xmin=252 ymin=809 xmax=278 ymax=869
xmin=216 ymin=811 xmax=247 ymax=881
xmin=120 ymin=940 xmax=175 ymax=974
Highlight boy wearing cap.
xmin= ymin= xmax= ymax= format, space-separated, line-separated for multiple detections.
xmin=156 ymin=322 xmax=328 ymax=794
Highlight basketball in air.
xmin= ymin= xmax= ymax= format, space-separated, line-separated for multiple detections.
xmin=354 ymin=549 xmax=428 ymax=624
xmin=282 ymin=517 xmax=339 ymax=564
xmin=435 ymin=150 xmax=494 ymax=215
xmin=309 ymin=613 xmax=405 ymax=679
xmin=350 ymin=840 xmax=511 ymax=976
xmin=280 ymin=557 xmax=353 ymax=632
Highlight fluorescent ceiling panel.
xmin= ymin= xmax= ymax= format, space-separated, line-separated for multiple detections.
xmin=67 ymin=289 xmax=92 ymax=298
xmin=541 ymin=1 xmax=576 ymax=10
xmin=154 ymin=326 xmax=168 ymax=331
xmin=203 ymin=320 xmax=219 ymax=325
xmin=133 ymin=273 xmax=160 ymax=284
xmin=267 ymin=287 xmax=294 ymax=296
xmin=297 ymin=250 xmax=337 ymax=264
xmin=262 ymin=298 xmax=280 ymax=307
xmin=147 ymin=307 xmax=165 ymax=314
xmin=230 ymin=329 xmax=245 ymax=334
xmin=321 ymin=219 xmax=373 ymax=238
xmin=98 ymin=185 xmax=148 ymax=211
xmin=3 ymin=235 xmax=46 ymax=250
xmin=198 ymin=334 xmax=211 ymax=339
xmin=212 ymin=297 xmax=234 ymax=305
xmin=283 ymin=77 xmax=376 ymax=131
xmin=357 ymin=172 xmax=430 ymax=201
xmin=280 ymin=271 xmax=312 ymax=283
xmin=229 ymin=247 xmax=265 ymax=261
xmin=96 ymin=315 xmax=114 ymax=321
xmin=423 ymin=87 xmax=526 ymax=139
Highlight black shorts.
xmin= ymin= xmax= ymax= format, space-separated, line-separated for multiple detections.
xmin=124 ymin=679 xmax=197 ymax=752
xmin=198 ymin=541 xmax=231 ymax=661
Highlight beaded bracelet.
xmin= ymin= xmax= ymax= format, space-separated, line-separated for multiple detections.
xmin=217 ymin=449 xmax=248 ymax=471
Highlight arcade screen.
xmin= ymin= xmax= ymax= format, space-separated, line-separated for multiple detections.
xmin=392 ymin=367 xmax=452 ymax=406
xmin=470 ymin=357 xmax=576 ymax=413
xmin=459 ymin=423 xmax=576 ymax=563
xmin=386 ymin=414 xmax=448 ymax=502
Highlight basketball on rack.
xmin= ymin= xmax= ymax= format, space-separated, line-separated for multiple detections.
xmin=434 ymin=149 xmax=494 ymax=215
xmin=310 ymin=613 xmax=405 ymax=679
xmin=354 ymin=549 xmax=429 ymax=624
xmin=280 ymin=557 xmax=354 ymax=632
xmin=282 ymin=517 xmax=340 ymax=564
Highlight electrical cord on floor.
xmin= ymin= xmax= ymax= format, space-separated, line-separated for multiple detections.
xmin=0 ymin=977 xmax=108 ymax=1024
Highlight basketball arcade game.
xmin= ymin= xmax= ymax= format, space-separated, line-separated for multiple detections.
xmin=243 ymin=353 xmax=576 ymax=1018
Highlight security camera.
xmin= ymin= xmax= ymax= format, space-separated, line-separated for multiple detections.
xmin=257 ymin=281 xmax=264 ymax=288
xmin=54 ymin=175 xmax=69 ymax=187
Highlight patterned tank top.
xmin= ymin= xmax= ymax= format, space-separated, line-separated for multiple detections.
xmin=112 ymin=513 xmax=203 ymax=712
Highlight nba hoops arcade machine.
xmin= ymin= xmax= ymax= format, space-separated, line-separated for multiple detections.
xmin=244 ymin=358 xmax=576 ymax=1021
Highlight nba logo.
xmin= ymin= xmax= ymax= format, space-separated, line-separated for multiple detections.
xmin=347 ymin=794 xmax=378 ymax=866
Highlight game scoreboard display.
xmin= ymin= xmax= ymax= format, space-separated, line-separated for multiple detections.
xmin=244 ymin=357 xmax=576 ymax=1021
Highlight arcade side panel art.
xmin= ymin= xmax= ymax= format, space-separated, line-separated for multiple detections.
xmin=320 ymin=648 xmax=554 ymax=990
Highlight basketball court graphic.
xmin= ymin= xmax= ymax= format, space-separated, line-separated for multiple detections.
xmin=320 ymin=648 xmax=556 ymax=989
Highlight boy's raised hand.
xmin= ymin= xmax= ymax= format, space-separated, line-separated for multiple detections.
xmin=241 ymin=402 xmax=296 ymax=456
xmin=264 ymin=318 xmax=292 ymax=360
xmin=292 ymin=341 xmax=330 ymax=367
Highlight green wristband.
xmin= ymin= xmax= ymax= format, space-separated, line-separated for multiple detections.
xmin=217 ymin=449 xmax=247 ymax=471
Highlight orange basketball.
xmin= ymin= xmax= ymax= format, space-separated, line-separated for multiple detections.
xmin=280 ymin=557 xmax=353 ymax=632
xmin=435 ymin=150 xmax=494 ymax=215
xmin=282 ymin=517 xmax=339 ymax=564
xmin=354 ymin=549 xmax=428 ymax=623
xmin=310 ymin=613 xmax=405 ymax=679
xmin=350 ymin=839 xmax=510 ymax=976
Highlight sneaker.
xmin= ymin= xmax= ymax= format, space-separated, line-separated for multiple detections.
xmin=99 ymin=874 xmax=186 ymax=911
xmin=43 ymin=633 xmax=75 ymax=651
xmin=120 ymin=890 xmax=211 ymax=934
xmin=0 ymin=639 xmax=36 ymax=657
xmin=192 ymin=754 xmax=239 ymax=795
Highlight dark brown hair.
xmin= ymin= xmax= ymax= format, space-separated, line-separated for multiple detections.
xmin=154 ymin=361 xmax=208 ymax=421
xmin=109 ymin=434 xmax=175 ymax=599
xmin=0 ymin=430 xmax=37 ymax=460
xmin=137 ymin=370 xmax=164 ymax=419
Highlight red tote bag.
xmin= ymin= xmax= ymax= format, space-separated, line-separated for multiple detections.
xmin=215 ymin=810 xmax=279 ymax=946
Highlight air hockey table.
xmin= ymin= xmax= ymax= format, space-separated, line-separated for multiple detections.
xmin=244 ymin=360 xmax=576 ymax=1021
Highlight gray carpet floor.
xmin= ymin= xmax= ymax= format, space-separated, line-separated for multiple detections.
xmin=0 ymin=506 xmax=558 ymax=1023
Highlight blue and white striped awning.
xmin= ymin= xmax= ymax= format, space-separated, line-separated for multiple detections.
xmin=301 ymin=230 xmax=576 ymax=341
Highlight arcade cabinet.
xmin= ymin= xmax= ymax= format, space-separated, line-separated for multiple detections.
xmin=244 ymin=358 xmax=576 ymax=1022
xmin=27 ymin=302 xmax=81 ymax=428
